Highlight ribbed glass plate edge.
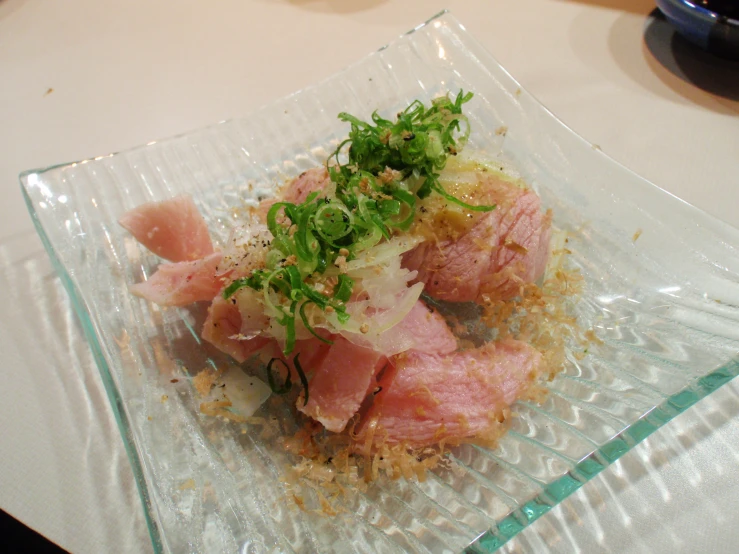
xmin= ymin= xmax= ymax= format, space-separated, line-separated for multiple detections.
xmin=20 ymin=186 xmax=165 ymax=554
xmin=465 ymin=358 xmax=739 ymax=553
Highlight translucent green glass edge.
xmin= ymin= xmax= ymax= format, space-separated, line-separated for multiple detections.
xmin=464 ymin=358 xmax=739 ymax=554
xmin=20 ymin=181 xmax=165 ymax=554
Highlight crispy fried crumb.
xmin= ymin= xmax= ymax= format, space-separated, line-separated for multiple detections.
xmin=503 ymin=239 xmax=528 ymax=254
xmin=178 ymin=479 xmax=196 ymax=491
xmin=334 ymin=255 xmax=348 ymax=274
xmin=193 ymin=368 xmax=218 ymax=397
xmin=199 ymin=399 xmax=247 ymax=423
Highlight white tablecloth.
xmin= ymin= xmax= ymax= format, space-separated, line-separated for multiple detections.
xmin=1 ymin=1 xmax=737 ymax=552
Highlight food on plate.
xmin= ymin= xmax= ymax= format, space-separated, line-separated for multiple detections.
xmin=130 ymin=252 xmax=225 ymax=306
xmin=355 ymin=338 xmax=541 ymax=448
xmin=119 ymin=194 xmax=214 ymax=262
xmin=120 ymin=92 xmax=580 ymax=486
xmin=402 ymin=159 xmax=552 ymax=302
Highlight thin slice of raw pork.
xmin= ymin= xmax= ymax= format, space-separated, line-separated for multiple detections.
xmin=282 ymin=167 xmax=331 ymax=204
xmin=403 ymin=176 xmax=551 ymax=302
xmin=356 ymin=338 xmax=541 ymax=448
xmin=385 ymin=299 xmax=457 ymax=356
xmin=130 ymin=252 xmax=225 ymax=306
xmin=201 ymin=291 xmax=271 ymax=363
xmin=297 ymin=336 xmax=387 ymax=433
xmin=119 ymin=195 xmax=214 ymax=262
xmin=297 ymin=299 xmax=456 ymax=433
xmin=254 ymin=168 xmax=332 ymax=223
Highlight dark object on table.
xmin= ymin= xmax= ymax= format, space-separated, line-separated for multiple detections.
xmin=0 ymin=510 xmax=68 ymax=553
xmin=656 ymin=0 xmax=739 ymax=59
xmin=643 ymin=9 xmax=739 ymax=103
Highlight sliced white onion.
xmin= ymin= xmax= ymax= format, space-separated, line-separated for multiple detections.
xmin=336 ymin=281 xmax=424 ymax=355
xmin=219 ymin=369 xmax=271 ymax=417
xmin=345 ymin=234 xmax=422 ymax=272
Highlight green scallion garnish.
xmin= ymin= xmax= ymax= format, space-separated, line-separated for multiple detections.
xmin=223 ymin=91 xmax=494 ymax=360
xmin=264 ymin=354 xmax=310 ymax=407
xmin=265 ymin=358 xmax=292 ymax=395
xmin=293 ymin=354 xmax=310 ymax=406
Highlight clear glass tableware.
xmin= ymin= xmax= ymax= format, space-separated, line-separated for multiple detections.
xmin=21 ymin=10 xmax=739 ymax=554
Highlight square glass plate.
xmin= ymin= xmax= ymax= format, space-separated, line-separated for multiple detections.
xmin=21 ymin=10 xmax=739 ymax=554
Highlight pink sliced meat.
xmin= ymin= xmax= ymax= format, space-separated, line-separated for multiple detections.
xmin=404 ymin=180 xmax=551 ymax=302
xmin=130 ymin=252 xmax=225 ymax=307
xmin=119 ymin=195 xmax=214 ymax=262
xmin=292 ymin=300 xmax=454 ymax=431
xmin=282 ymin=167 xmax=331 ymax=204
xmin=253 ymin=199 xmax=277 ymax=225
xmin=253 ymin=168 xmax=331 ymax=222
xmin=391 ymin=300 xmax=457 ymax=356
xmin=355 ymin=338 xmax=541 ymax=448
xmin=298 ymin=337 xmax=386 ymax=433
xmin=257 ymin=337 xmax=334 ymax=379
xmin=201 ymin=293 xmax=271 ymax=363
xmin=289 ymin=339 xmax=334 ymax=371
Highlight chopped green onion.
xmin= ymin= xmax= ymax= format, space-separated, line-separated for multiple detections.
xmin=299 ymin=301 xmax=333 ymax=345
xmin=333 ymin=274 xmax=354 ymax=302
xmin=377 ymin=199 xmax=401 ymax=218
xmin=285 ymin=266 xmax=304 ymax=301
xmin=265 ymin=358 xmax=292 ymax=394
xmin=283 ymin=300 xmax=298 ymax=355
xmin=293 ymin=354 xmax=310 ymax=407
xmin=266 ymin=202 xmax=290 ymax=238
xmin=224 ymin=91 xmax=491 ymax=356
xmin=294 ymin=203 xmax=319 ymax=261
xmin=431 ymin=182 xmax=496 ymax=213
xmin=265 ymin=355 xmax=311 ymax=405
xmin=265 ymin=268 xmax=291 ymax=297
xmin=223 ymin=278 xmax=248 ymax=299
xmin=315 ymin=202 xmax=354 ymax=242
xmin=334 ymin=309 xmax=351 ymax=325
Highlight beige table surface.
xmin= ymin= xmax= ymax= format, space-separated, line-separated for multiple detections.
xmin=1 ymin=0 xmax=737 ymax=552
